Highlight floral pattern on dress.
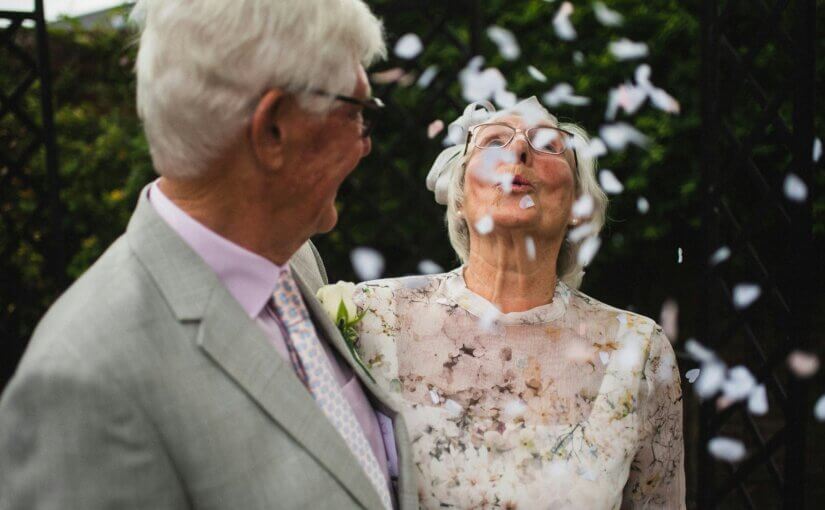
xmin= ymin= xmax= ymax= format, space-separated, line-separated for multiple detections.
xmin=352 ymin=269 xmax=685 ymax=510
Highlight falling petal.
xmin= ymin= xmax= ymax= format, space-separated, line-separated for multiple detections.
xmin=787 ymin=350 xmax=820 ymax=378
xmin=783 ymin=173 xmax=808 ymax=202
xmin=686 ymin=368 xmax=701 ymax=383
xmin=487 ymin=26 xmax=521 ymax=60
xmin=814 ymin=137 xmax=822 ymax=162
xmin=573 ymin=50 xmax=585 ymax=65
xmin=573 ymin=137 xmax=607 ymax=159
xmin=678 ymin=247 xmax=684 ymax=264
xmin=572 ymin=194 xmax=595 ymax=218
xmin=696 ymin=361 xmax=726 ymax=398
xmin=525 ymin=236 xmax=537 ymax=260
xmin=418 ymin=259 xmax=444 ymax=275
xmin=722 ymin=365 xmax=757 ymax=402
xmin=568 ymin=222 xmax=596 ymax=243
xmin=593 ymin=1 xmax=623 ymax=26
xmin=475 ymin=214 xmax=494 ymax=235
xmin=598 ymin=169 xmax=624 ymax=194
xmin=427 ymin=120 xmax=445 ymax=139
xmin=708 ymin=437 xmax=746 ymax=463
xmin=599 ymin=123 xmax=649 ymax=150
xmin=371 ymin=67 xmax=406 ymax=84
xmin=519 ymin=195 xmax=536 ymax=209
xmin=637 ymin=196 xmax=650 ymax=214
xmin=650 ymin=87 xmax=681 ymax=114
xmin=542 ymin=83 xmax=591 ymax=107
xmin=577 ymin=236 xmax=601 ymax=266
xmin=494 ymin=88 xmax=518 ymax=108
xmin=710 ymin=245 xmax=731 ymax=266
xmin=350 ymin=247 xmax=385 ymax=281
xmin=609 ymin=38 xmax=649 ymax=60
xmin=748 ymin=385 xmax=768 ymax=415
xmin=599 ymin=351 xmax=610 ymax=365
xmin=460 ymin=62 xmax=508 ymax=103
xmin=732 ymin=283 xmax=761 ymax=310
xmin=527 ymin=65 xmax=547 ymax=82
xmin=416 ymin=65 xmax=439 ymax=88
xmin=394 ymin=33 xmax=423 ymax=59
xmin=606 ymin=83 xmax=647 ymax=120
xmin=815 ymin=394 xmax=825 ymax=421
xmin=685 ymin=338 xmax=717 ymax=363
xmin=429 ymin=388 xmax=441 ymax=405
xmin=659 ymin=299 xmax=679 ymax=342
xmin=552 ymin=2 xmax=577 ymax=41
xmin=479 ymin=305 xmax=501 ymax=332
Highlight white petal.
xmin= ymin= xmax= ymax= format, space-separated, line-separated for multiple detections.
xmin=685 ymin=338 xmax=717 ymax=362
xmin=475 ymin=214 xmax=494 ymax=235
xmin=787 ymin=350 xmax=820 ymax=378
xmin=493 ymin=88 xmax=517 ymax=108
xmin=479 ymin=305 xmax=501 ymax=332
xmin=710 ymin=246 xmax=731 ymax=266
xmin=394 ymin=33 xmax=423 ymax=59
xmin=427 ymin=119 xmax=445 ymax=139
xmin=599 ymin=122 xmax=649 ymax=150
xmin=519 ymin=195 xmax=535 ymax=209
xmin=593 ymin=1 xmax=623 ymax=26
xmin=678 ymin=247 xmax=684 ymax=264
xmin=659 ymin=299 xmax=679 ymax=342
xmin=637 ymin=196 xmax=650 ymax=214
xmin=609 ymin=38 xmax=649 ymax=60
xmin=708 ymin=437 xmax=746 ymax=463
xmin=635 ymin=64 xmax=652 ymax=89
xmin=417 ymin=259 xmax=444 ymax=275
xmin=487 ymin=26 xmax=520 ymax=60
xmin=370 ymin=67 xmax=405 ymax=84
xmin=527 ymin=65 xmax=547 ymax=82
xmin=568 ymin=222 xmax=596 ymax=243
xmin=748 ymin=385 xmax=768 ymax=415
xmin=525 ymin=236 xmax=537 ymax=260
xmin=542 ymin=82 xmax=590 ymax=107
xmin=696 ymin=361 xmax=726 ymax=398
xmin=552 ymin=2 xmax=577 ymax=40
xmin=574 ymin=136 xmax=607 ymax=159
xmin=417 ymin=65 xmax=439 ymax=88
xmin=815 ymin=394 xmax=825 ymax=421
xmin=722 ymin=365 xmax=757 ymax=402
xmin=577 ymin=236 xmax=601 ymax=266
xmin=572 ymin=194 xmax=594 ymax=218
xmin=813 ymin=137 xmax=822 ymax=162
xmin=429 ymin=388 xmax=441 ymax=405
xmin=598 ymin=169 xmax=624 ymax=194
xmin=350 ymin=247 xmax=385 ymax=281
xmin=650 ymin=87 xmax=681 ymax=114
xmin=599 ymin=351 xmax=610 ymax=365
xmin=573 ymin=50 xmax=585 ymax=65
xmin=733 ymin=283 xmax=761 ymax=310
xmin=686 ymin=368 xmax=701 ymax=383
xmin=783 ymin=173 xmax=808 ymax=202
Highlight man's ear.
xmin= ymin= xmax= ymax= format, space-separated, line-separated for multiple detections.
xmin=250 ymin=89 xmax=288 ymax=171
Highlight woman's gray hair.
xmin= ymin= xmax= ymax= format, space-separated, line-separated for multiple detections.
xmin=131 ymin=0 xmax=386 ymax=178
xmin=429 ymin=97 xmax=608 ymax=289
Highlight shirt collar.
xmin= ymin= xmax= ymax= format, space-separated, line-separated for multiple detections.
xmin=148 ymin=180 xmax=285 ymax=318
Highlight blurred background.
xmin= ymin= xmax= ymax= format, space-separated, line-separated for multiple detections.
xmin=1 ymin=0 xmax=823 ymax=508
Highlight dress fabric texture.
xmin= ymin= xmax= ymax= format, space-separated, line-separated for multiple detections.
xmin=352 ymin=268 xmax=685 ymax=510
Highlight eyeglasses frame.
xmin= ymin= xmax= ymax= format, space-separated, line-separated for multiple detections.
xmin=462 ymin=122 xmax=579 ymax=170
xmin=309 ymin=89 xmax=385 ymax=138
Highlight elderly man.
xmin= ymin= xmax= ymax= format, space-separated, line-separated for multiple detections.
xmin=0 ymin=1 xmax=415 ymax=509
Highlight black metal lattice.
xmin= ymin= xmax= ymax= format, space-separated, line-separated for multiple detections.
xmin=0 ymin=1 xmax=63 ymax=386
xmin=700 ymin=0 xmax=817 ymax=507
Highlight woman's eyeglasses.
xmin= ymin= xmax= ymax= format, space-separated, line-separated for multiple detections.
xmin=464 ymin=123 xmax=576 ymax=156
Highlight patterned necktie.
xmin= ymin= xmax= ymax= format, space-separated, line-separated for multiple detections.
xmin=271 ymin=269 xmax=392 ymax=510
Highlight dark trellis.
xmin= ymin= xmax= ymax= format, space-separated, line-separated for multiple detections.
xmin=0 ymin=1 xmax=64 ymax=388
xmin=700 ymin=0 xmax=817 ymax=508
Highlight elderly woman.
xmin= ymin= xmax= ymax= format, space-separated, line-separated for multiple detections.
xmin=322 ymin=97 xmax=684 ymax=509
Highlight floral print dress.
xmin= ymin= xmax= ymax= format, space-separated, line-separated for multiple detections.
xmin=351 ymin=269 xmax=685 ymax=509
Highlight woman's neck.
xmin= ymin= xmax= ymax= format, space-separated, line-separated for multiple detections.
xmin=463 ymin=232 xmax=560 ymax=313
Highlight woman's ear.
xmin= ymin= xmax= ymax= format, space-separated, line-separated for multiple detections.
xmin=250 ymin=89 xmax=287 ymax=171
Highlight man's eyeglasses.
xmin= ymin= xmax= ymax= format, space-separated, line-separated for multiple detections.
xmin=310 ymin=90 xmax=385 ymax=138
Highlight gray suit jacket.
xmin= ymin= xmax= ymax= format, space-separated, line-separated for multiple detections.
xmin=0 ymin=188 xmax=417 ymax=510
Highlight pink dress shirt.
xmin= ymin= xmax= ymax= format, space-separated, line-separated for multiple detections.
xmin=147 ymin=181 xmax=394 ymax=489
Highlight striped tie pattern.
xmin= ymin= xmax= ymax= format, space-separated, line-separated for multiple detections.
xmin=271 ymin=270 xmax=392 ymax=510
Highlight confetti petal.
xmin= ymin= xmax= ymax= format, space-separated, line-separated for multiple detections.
xmin=577 ymin=236 xmax=601 ymax=266
xmin=593 ymin=1 xmax=623 ymax=26
xmin=599 ymin=351 xmax=610 ymax=365
xmin=696 ymin=361 xmax=726 ymax=398
xmin=542 ymin=83 xmax=591 ymax=107
xmin=371 ymin=67 xmax=406 ymax=84
xmin=394 ymin=33 xmax=423 ymax=59
xmin=572 ymin=194 xmax=595 ymax=218
xmin=475 ymin=214 xmax=494 ymax=235
xmin=351 ymin=247 xmax=385 ymax=281
xmin=427 ymin=119 xmax=445 ymax=139
xmin=609 ymin=38 xmax=649 ymax=60
xmin=649 ymin=87 xmax=681 ymax=114
xmin=519 ymin=195 xmax=535 ymax=209
xmin=733 ymin=283 xmax=761 ymax=310
xmin=527 ymin=65 xmax=547 ymax=82
xmin=686 ymin=368 xmax=701 ymax=383
xmin=814 ymin=137 xmax=822 ymax=162
xmin=708 ymin=437 xmax=746 ymax=463
xmin=815 ymin=394 xmax=825 ymax=421
xmin=787 ymin=350 xmax=820 ymax=378
xmin=710 ymin=246 xmax=731 ymax=266
xmin=429 ymin=388 xmax=441 ymax=404
xmin=487 ymin=26 xmax=521 ymax=60
xmin=599 ymin=123 xmax=649 ymax=150
xmin=598 ymin=169 xmax=624 ymax=194
xmin=722 ymin=365 xmax=757 ymax=402
xmin=417 ymin=65 xmax=439 ymax=88
xmin=659 ymin=299 xmax=678 ymax=342
xmin=552 ymin=2 xmax=577 ymax=41
xmin=417 ymin=259 xmax=444 ymax=275
xmin=637 ymin=196 xmax=650 ymax=214
xmin=568 ymin=222 xmax=596 ymax=243
xmin=678 ymin=247 xmax=684 ymax=264
xmin=748 ymin=384 xmax=768 ymax=415
xmin=525 ymin=236 xmax=537 ymax=260
xmin=783 ymin=173 xmax=808 ymax=202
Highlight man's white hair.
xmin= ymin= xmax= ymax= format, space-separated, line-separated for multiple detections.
xmin=130 ymin=0 xmax=386 ymax=178
xmin=435 ymin=98 xmax=608 ymax=289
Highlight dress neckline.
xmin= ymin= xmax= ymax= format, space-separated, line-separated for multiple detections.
xmin=442 ymin=267 xmax=570 ymax=325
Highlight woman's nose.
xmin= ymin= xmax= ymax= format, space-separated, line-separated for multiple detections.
xmin=511 ymin=133 xmax=531 ymax=165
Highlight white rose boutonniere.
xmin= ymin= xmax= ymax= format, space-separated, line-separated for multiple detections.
xmin=316 ymin=281 xmax=375 ymax=383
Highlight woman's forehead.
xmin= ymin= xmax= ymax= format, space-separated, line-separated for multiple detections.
xmin=483 ymin=112 xmax=557 ymax=129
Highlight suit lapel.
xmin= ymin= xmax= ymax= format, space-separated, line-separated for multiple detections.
xmin=127 ymin=187 xmax=384 ymax=510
